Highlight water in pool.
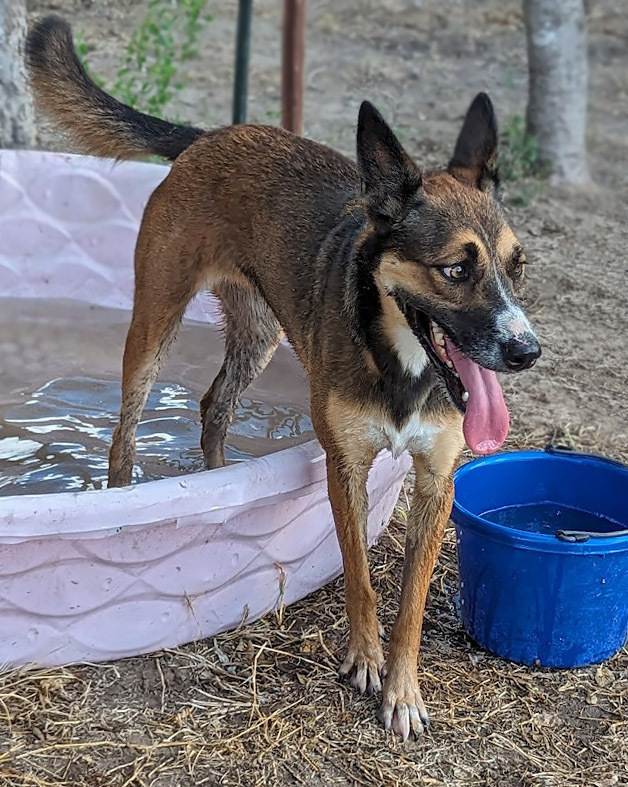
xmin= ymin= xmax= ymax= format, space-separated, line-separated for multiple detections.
xmin=0 ymin=299 xmax=313 ymax=495
xmin=482 ymin=502 xmax=622 ymax=536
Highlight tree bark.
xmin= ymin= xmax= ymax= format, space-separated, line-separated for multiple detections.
xmin=524 ymin=0 xmax=590 ymax=184
xmin=0 ymin=0 xmax=37 ymax=148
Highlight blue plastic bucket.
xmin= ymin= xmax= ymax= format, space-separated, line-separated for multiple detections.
xmin=451 ymin=446 xmax=628 ymax=668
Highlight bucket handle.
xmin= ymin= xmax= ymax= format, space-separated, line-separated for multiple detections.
xmin=545 ymin=445 xmax=628 ymax=543
xmin=544 ymin=443 xmax=627 ymax=470
xmin=556 ymin=529 xmax=628 ymax=543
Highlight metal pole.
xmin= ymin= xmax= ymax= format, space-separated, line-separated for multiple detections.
xmin=232 ymin=0 xmax=253 ymax=125
xmin=281 ymin=0 xmax=306 ymax=135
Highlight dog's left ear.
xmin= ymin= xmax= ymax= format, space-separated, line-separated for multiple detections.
xmin=357 ymin=101 xmax=422 ymax=227
xmin=448 ymin=93 xmax=499 ymax=191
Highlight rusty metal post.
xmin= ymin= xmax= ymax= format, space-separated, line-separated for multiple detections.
xmin=281 ymin=0 xmax=306 ymax=135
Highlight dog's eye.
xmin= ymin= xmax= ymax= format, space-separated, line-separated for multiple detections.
xmin=511 ymin=260 xmax=526 ymax=279
xmin=441 ymin=264 xmax=469 ymax=282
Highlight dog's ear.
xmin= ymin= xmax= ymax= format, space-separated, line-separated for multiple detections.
xmin=448 ymin=93 xmax=499 ymax=191
xmin=357 ymin=101 xmax=422 ymax=227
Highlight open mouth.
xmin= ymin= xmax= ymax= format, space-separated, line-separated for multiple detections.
xmin=395 ymin=298 xmax=467 ymax=412
xmin=394 ymin=295 xmax=510 ymax=456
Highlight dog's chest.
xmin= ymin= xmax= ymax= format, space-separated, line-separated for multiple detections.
xmin=366 ymin=412 xmax=440 ymax=459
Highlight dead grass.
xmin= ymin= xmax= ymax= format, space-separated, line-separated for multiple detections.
xmin=1 ymin=425 xmax=627 ymax=787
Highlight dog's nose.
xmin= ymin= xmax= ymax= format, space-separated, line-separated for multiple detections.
xmin=502 ymin=335 xmax=541 ymax=371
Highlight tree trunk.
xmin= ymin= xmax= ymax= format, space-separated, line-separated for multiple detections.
xmin=0 ymin=0 xmax=37 ymax=148
xmin=524 ymin=0 xmax=589 ymax=184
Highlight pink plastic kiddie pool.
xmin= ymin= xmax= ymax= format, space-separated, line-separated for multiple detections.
xmin=0 ymin=150 xmax=410 ymax=668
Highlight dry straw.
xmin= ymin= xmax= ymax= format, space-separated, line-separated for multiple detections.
xmin=1 ymin=425 xmax=626 ymax=786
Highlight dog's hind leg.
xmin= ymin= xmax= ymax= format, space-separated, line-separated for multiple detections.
xmin=200 ymin=282 xmax=282 ymax=469
xmin=108 ymin=252 xmax=202 ymax=488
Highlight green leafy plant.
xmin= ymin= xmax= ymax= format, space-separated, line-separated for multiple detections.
xmin=500 ymin=114 xmax=540 ymax=182
xmin=180 ymin=0 xmax=208 ymax=60
xmin=78 ymin=0 xmax=211 ymax=120
xmin=112 ymin=0 xmax=210 ymax=116
xmin=499 ymin=114 xmax=551 ymax=205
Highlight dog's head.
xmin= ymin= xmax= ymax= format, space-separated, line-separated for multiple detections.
xmin=356 ymin=95 xmax=540 ymax=454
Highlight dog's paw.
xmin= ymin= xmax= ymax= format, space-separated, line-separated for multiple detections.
xmin=378 ymin=669 xmax=430 ymax=741
xmin=339 ymin=639 xmax=386 ymax=696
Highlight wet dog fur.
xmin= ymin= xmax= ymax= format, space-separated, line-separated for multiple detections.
xmin=26 ymin=16 xmax=540 ymax=740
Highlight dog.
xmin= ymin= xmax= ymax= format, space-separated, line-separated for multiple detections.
xmin=26 ymin=16 xmax=540 ymax=741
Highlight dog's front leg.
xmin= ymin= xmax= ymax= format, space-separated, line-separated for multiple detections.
xmin=379 ymin=427 xmax=463 ymax=740
xmin=325 ymin=448 xmax=385 ymax=695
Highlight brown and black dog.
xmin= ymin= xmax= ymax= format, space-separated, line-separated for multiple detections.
xmin=26 ymin=17 xmax=540 ymax=740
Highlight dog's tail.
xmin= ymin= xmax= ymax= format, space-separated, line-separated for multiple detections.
xmin=26 ymin=16 xmax=204 ymax=161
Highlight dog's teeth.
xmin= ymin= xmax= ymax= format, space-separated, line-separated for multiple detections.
xmin=431 ymin=322 xmax=445 ymax=342
xmin=462 ymin=391 xmax=469 ymax=403
xmin=446 ymin=360 xmax=453 ymax=369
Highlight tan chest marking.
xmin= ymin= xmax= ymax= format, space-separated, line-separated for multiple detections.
xmin=326 ymin=393 xmax=443 ymax=464
xmin=377 ymin=413 xmax=441 ymax=459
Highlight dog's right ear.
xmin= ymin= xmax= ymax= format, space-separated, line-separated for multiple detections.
xmin=357 ymin=101 xmax=422 ymax=228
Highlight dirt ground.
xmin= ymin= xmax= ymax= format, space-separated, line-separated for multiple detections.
xmin=3 ymin=0 xmax=628 ymax=784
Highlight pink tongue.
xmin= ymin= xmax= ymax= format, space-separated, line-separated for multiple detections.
xmin=444 ymin=338 xmax=509 ymax=455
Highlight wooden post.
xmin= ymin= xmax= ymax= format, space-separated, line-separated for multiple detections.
xmin=281 ymin=0 xmax=306 ymax=135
